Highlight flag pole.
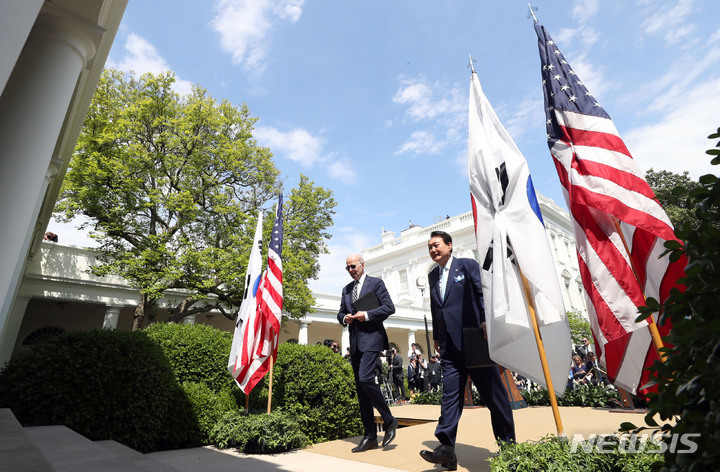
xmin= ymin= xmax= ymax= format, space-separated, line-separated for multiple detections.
xmin=611 ymin=218 xmax=666 ymax=361
xmin=266 ymin=355 xmax=274 ymax=414
xmin=518 ymin=267 xmax=566 ymax=438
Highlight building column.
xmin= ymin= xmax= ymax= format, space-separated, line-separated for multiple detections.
xmin=102 ymin=305 xmax=122 ymax=330
xmin=0 ymin=8 xmax=101 ymax=366
xmin=407 ymin=330 xmax=417 ymax=356
xmin=341 ymin=325 xmax=350 ymax=354
xmin=298 ymin=321 xmax=310 ymax=345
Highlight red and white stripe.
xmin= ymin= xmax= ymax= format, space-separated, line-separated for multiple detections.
xmin=551 ymin=109 xmax=684 ymax=395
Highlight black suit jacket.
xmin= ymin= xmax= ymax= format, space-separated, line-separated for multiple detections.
xmin=428 ymin=257 xmax=485 ymax=355
xmin=337 ymin=275 xmax=395 ymax=354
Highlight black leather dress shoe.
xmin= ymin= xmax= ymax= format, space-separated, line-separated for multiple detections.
xmin=382 ymin=418 xmax=399 ymax=446
xmin=352 ymin=437 xmax=378 ymax=453
xmin=419 ymin=445 xmax=457 ymax=470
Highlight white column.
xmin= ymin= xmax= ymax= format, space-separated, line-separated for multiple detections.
xmin=0 ymin=9 xmax=100 ymax=366
xmin=298 ymin=321 xmax=309 ymax=345
xmin=341 ymin=325 xmax=350 ymax=353
xmin=102 ymin=306 xmax=122 ymax=330
xmin=407 ymin=330 xmax=417 ymax=356
xmin=183 ymin=315 xmax=196 ymax=325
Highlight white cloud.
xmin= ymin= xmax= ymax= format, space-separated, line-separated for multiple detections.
xmin=624 ymin=78 xmax=720 ymax=180
xmin=326 ymin=158 xmax=357 ymax=181
xmin=640 ymin=0 xmax=695 ymax=46
xmin=572 ymin=0 xmax=599 ymax=24
xmin=108 ymin=33 xmax=194 ymax=95
xmin=253 ymin=126 xmax=324 ymax=167
xmin=392 ymin=77 xmax=464 ymax=121
xmin=564 ymin=53 xmax=613 ymax=105
xmin=392 ymin=76 xmax=466 ymax=156
xmin=554 ymin=27 xmax=599 ymax=51
xmin=395 ymin=130 xmax=444 ymax=155
xmin=211 ymin=0 xmax=303 ymax=71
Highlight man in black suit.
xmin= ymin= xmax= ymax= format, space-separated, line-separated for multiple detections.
xmin=337 ymin=254 xmax=399 ymax=452
xmin=419 ymin=231 xmax=515 ymax=470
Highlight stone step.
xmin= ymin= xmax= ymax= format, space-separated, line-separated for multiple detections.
xmin=24 ymin=424 xmax=179 ymax=472
xmin=0 ymin=408 xmax=55 ymax=472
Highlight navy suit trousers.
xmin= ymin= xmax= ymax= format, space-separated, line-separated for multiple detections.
xmin=435 ymin=340 xmax=516 ymax=447
xmin=351 ymin=350 xmax=393 ymax=439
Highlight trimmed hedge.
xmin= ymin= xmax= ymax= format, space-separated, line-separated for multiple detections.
xmin=181 ymin=381 xmax=238 ymax=443
xmin=240 ymin=343 xmax=363 ymax=443
xmin=143 ymin=322 xmax=235 ymax=394
xmin=0 ymin=329 xmax=200 ymax=452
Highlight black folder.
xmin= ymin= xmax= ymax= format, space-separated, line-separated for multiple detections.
xmin=351 ymin=290 xmax=380 ymax=312
xmin=463 ymin=327 xmax=496 ymax=367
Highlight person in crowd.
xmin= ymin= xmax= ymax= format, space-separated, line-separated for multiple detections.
xmin=415 ymin=354 xmax=427 ymax=392
xmin=426 ymin=355 xmax=442 ymax=392
xmin=391 ymin=347 xmax=406 ymax=401
xmin=419 ymin=231 xmax=515 ymax=470
xmin=571 ymin=354 xmax=589 ymax=385
xmin=407 ymin=356 xmax=417 ymax=395
xmin=43 ymin=231 xmax=58 ymax=242
xmin=575 ymin=337 xmax=593 ymax=362
xmin=337 ymin=254 xmax=398 ymax=453
xmin=585 ymin=351 xmax=607 ymax=385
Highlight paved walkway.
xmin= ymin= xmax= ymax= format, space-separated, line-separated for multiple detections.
xmin=149 ymin=405 xmax=652 ymax=472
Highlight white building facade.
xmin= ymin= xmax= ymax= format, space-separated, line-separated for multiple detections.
xmin=10 ymin=194 xmax=586 ymax=363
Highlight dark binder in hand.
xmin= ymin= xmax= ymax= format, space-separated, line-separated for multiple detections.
xmin=463 ymin=327 xmax=496 ymax=368
xmin=352 ymin=290 xmax=380 ymax=312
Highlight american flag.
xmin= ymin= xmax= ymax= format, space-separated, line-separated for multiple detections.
xmin=534 ymin=20 xmax=686 ymax=395
xmin=233 ymin=195 xmax=284 ymax=395
xmin=256 ymin=194 xmax=284 ymax=359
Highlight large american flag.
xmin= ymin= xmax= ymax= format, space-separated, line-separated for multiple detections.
xmin=534 ymin=20 xmax=686 ymax=395
xmin=233 ymin=195 xmax=284 ymax=394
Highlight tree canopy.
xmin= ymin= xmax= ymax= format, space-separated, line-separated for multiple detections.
xmin=55 ymin=69 xmax=336 ymax=328
xmin=645 ymin=168 xmax=702 ymax=232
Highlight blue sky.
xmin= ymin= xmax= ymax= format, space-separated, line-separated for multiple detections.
xmin=51 ymin=0 xmax=720 ymax=294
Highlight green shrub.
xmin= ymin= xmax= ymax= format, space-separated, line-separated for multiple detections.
xmin=412 ymin=388 xmax=443 ymax=405
xmin=524 ymin=384 xmax=621 ymax=408
xmin=241 ymin=343 xmax=363 ymax=443
xmin=491 ymin=435 xmax=662 ymax=471
xmin=0 ymin=329 xmax=200 ymax=452
xmin=182 ymin=381 xmax=238 ymax=443
xmin=143 ymin=322 xmax=235 ymax=394
xmin=210 ymin=410 xmax=308 ymax=453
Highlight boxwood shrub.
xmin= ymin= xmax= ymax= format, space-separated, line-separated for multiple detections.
xmin=210 ymin=410 xmax=308 ymax=453
xmin=181 ymin=381 xmax=238 ymax=443
xmin=143 ymin=322 xmax=235 ymax=394
xmin=239 ymin=343 xmax=363 ymax=443
xmin=0 ymin=329 xmax=201 ymax=452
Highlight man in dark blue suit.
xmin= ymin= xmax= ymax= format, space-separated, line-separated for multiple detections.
xmin=420 ymin=231 xmax=515 ymax=470
xmin=337 ymin=254 xmax=399 ymax=452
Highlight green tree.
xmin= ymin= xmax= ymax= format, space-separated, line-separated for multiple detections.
xmin=55 ymin=70 xmax=336 ymax=329
xmin=645 ymin=168 xmax=702 ymax=231
xmin=566 ymin=309 xmax=592 ymax=347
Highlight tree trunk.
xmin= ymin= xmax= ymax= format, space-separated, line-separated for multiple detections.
xmin=132 ymin=293 xmax=151 ymax=331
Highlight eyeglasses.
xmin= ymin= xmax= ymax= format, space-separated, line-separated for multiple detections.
xmin=345 ymin=264 xmax=358 ymax=270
